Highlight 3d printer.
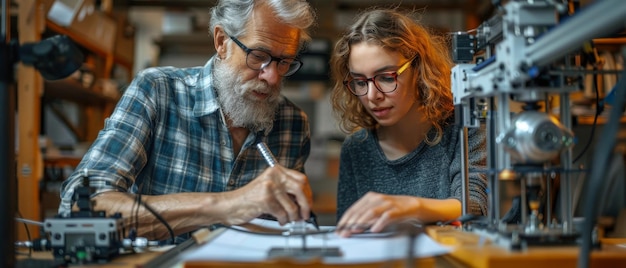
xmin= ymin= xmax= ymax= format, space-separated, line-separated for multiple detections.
xmin=451 ymin=1 xmax=625 ymax=263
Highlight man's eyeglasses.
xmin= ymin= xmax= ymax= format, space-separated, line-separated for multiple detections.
xmin=228 ymin=35 xmax=302 ymax=77
xmin=343 ymin=56 xmax=416 ymax=96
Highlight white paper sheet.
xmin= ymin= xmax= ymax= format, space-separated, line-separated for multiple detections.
xmin=180 ymin=219 xmax=451 ymax=264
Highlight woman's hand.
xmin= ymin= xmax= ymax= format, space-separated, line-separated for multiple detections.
xmin=336 ymin=192 xmax=421 ymax=237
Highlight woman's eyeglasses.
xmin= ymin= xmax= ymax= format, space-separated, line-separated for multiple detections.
xmin=343 ymin=56 xmax=416 ymax=96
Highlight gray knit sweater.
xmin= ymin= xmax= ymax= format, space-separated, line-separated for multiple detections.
xmin=336 ymin=119 xmax=488 ymax=221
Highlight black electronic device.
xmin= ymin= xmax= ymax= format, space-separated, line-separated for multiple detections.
xmin=43 ymin=170 xmax=127 ymax=264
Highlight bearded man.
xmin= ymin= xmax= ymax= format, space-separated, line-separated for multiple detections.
xmin=59 ymin=0 xmax=316 ymax=243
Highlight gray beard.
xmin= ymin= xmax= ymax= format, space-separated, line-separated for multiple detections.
xmin=212 ymin=59 xmax=282 ymax=134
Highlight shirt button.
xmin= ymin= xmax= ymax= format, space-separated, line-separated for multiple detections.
xmin=228 ymin=180 xmax=235 ymax=186
xmin=221 ymin=141 xmax=226 ymax=146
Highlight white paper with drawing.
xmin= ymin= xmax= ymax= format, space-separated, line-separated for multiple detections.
xmin=180 ymin=218 xmax=451 ymax=264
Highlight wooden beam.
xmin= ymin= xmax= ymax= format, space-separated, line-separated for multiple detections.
xmin=17 ymin=0 xmax=43 ymax=241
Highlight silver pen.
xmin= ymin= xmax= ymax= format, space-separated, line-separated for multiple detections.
xmin=255 ymin=142 xmax=320 ymax=230
xmin=256 ymin=142 xmax=278 ymax=167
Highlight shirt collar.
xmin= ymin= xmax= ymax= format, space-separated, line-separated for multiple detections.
xmin=193 ymin=56 xmax=221 ymax=117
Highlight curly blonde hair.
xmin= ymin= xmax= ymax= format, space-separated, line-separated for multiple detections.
xmin=329 ymin=8 xmax=454 ymax=145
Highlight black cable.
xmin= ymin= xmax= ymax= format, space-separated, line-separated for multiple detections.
xmin=131 ymin=195 xmax=176 ymax=244
xmin=126 ymin=192 xmax=138 ymax=242
xmin=15 ymin=211 xmax=32 ymax=257
xmin=129 ymin=194 xmax=136 ymax=238
xmin=134 ymin=193 xmax=141 ymax=239
xmin=578 ymin=63 xmax=626 ymax=268
xmin=572 ymin=66 xmax=602 ymax=164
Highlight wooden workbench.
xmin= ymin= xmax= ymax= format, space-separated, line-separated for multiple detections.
xmin=427 ymin=226 xmax=626 ymax=268
xmin=17 ymin=226 xmax=626 ymax=267
xmin=16 ymin=250 xmax=162 ymax=268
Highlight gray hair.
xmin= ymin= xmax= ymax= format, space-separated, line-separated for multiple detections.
xmin=209 ymin=0 xmax=316 ymax=51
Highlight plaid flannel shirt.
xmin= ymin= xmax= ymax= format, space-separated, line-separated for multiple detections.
xmin=59 ymin=56 xmax=311 ymax=216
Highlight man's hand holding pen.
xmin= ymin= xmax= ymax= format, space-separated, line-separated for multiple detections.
xmin=256 ymin=142 xmax=319 ymax=229
xmin=213 ymin=140 xmax=317 ymax=229
xmin=219 ymin=164 xmax=313 ymax=226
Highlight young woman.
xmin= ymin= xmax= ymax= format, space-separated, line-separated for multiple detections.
xmin=329 ymin=8 xmax=487 ymax=237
